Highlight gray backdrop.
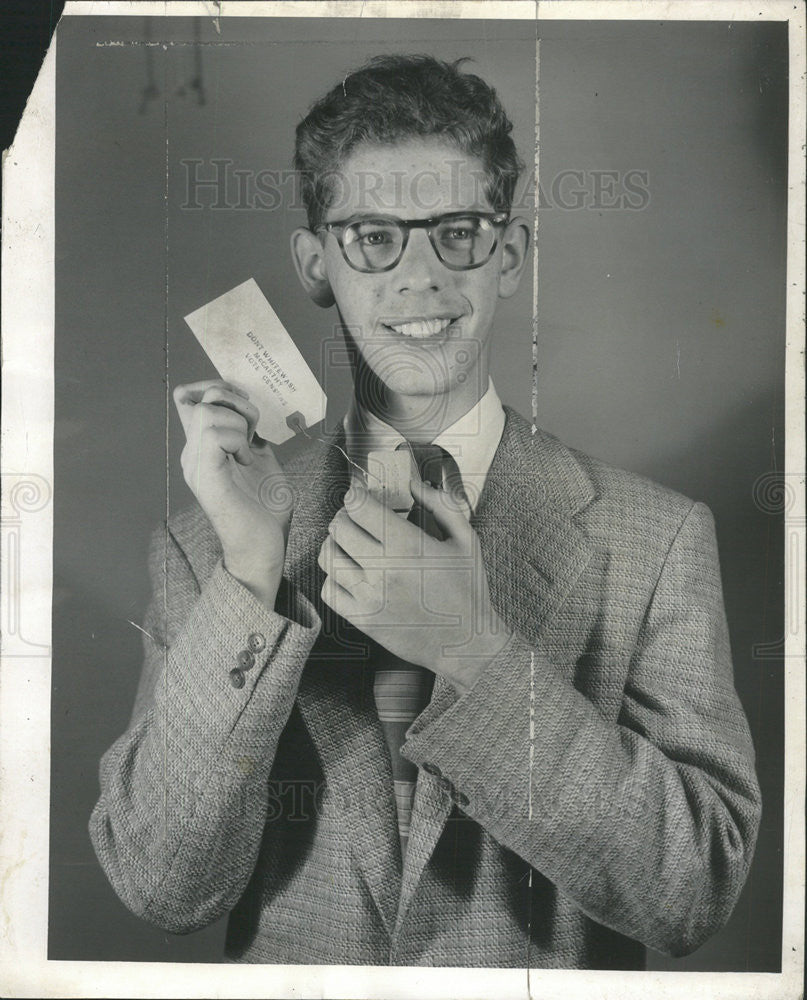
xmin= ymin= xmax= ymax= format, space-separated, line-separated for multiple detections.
xmin=50 ymin=15 xmax=786 ymax=971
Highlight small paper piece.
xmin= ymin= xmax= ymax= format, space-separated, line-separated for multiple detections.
xmin=366 ymin=449 xmax=415 ymax=512
xmin=184 ymin=278 xmax=327 ymax=445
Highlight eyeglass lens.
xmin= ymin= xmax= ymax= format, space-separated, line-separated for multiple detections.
xmin=342 ymin=215 xmax=497 ymax=271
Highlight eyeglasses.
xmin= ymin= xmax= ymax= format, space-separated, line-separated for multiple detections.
xmin=316 ymin=211 xmax=510 ymax=273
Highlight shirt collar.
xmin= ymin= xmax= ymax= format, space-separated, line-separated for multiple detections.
xmin=343 ymin=377 xmax=505 ymax=512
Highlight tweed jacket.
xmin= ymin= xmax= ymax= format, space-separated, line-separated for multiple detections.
xmin=90 ymin=405 xmax=761 ymax=968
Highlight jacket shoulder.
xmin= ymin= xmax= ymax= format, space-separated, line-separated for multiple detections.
xmin=508 ymin=406 xmax=697 ymax=521
xmin=511 ymin=407 xmax=703 ymax=551
xmin=566 ymin=445 xmax=713 ymax=577
xmin=526 ymin=426 xmax=714 ymax=588
xmin=570 ymin=445 xmax=699 ymax=522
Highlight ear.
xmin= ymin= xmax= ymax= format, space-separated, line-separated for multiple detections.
xmin=290 ymin=227 xmax=335 ymax=308
xmin=497 ymin=216 xmax=531 ymax=299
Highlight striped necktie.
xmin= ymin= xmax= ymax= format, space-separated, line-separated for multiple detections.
xmin=372 ymin=443 xmax=459 ymax=857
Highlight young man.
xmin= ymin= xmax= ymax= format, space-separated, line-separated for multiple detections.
xmin=90 ymin=55 xmax=761 ymax=968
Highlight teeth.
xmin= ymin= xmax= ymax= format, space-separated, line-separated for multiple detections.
xmin=388 ymin=317 xmax=453 ymax=338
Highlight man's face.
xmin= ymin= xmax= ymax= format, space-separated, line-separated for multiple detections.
xmin=311 ymin=138 xmax=526 ymax=418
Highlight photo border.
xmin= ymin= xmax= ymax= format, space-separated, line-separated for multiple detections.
xmin=1 ymin=2 xmax=803 ymax=997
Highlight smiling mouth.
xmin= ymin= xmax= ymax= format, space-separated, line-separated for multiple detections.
xmin=384 ymin=317 xmax=459 ymax=339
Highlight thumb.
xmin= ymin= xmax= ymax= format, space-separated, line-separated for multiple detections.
xmin=409 ymin=478 xmax=470 ymax=539
xmin=251 ymin=434 xmax=282 ymax=469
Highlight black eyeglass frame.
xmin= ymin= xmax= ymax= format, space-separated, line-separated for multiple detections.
xmin=315 ymin=210 xmax=511 ymax=273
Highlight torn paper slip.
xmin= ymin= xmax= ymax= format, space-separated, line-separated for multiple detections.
xmin=184 ymin=278 xmax=327 ymax=445
xmin=366 ymin=449 xmax=415 ymax=513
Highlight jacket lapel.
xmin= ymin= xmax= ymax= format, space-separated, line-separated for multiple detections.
xmin=472 ymin=406 xmax=597 ymax=645
xmin=284 ymin=427 xmax=404 ymax=937
xmin=394 ymin=406 xmax=597 ymax=934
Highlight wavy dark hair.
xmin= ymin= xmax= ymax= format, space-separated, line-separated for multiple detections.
xmin=294 ymin=54 xmax=524 ymax=230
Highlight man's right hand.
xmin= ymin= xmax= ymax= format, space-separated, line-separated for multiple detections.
xmin=174 ymin=379 xmax=292 ymax=608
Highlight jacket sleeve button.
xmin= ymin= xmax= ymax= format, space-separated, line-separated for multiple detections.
xmin=422 ymin=762 xmax=441 ymax=777
xmin=247 ymin=632 xmax=266 ymax=653
xmin=229 ymin=668 xmax=246 ymax=689
xmin=237 ymin=649 xmax=256 ymax=670
xmin=454 ymin=790 xmax=470 ymax=808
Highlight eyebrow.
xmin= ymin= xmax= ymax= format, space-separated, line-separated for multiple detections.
xmin=324 ymin=208 xmax=495 ymax=224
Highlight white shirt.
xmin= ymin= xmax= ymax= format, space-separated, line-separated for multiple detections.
xmin=343 ymin=377 xmax=506 ymax=517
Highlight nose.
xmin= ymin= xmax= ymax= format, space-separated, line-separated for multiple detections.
xmin=394 ymin=228 xmax=445 ymax=294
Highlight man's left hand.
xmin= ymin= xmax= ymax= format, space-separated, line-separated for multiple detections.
xmin=317 ymin=478 xmax=513 ymax=694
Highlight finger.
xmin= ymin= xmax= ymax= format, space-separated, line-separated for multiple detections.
xmin=192 ymin=401 xmax=250 ymax=438
xmin=343 ymin=482 xmax=415 ymax=545
xmin=249 ymin=432 xmax=281 ymax=469
xmin=173 ymin=379 xmax=249 ymax=433
xmin=174 ymin=382 xmax=258 ymax=442
xmin=320 ymin=573 xmax=355 ymax=618
xmin=323 ymin=560 xmax=367 ymax=595
xmin=328 ymin=507 xmax=381 ymax=565
xmin=174 ymin=378 xmax=249 ymax=402
xmin=182 ymin=423 xmax=253 ymax=485
xmin=317 ymin=535 xmax=366 ymax=592
xmin=200 ymin=385 xmax=260 ymax=443
xmin=408 ymin=478 xmax=469 ymax=540
xmin=197 ymin=420 xmax=253 ymax=468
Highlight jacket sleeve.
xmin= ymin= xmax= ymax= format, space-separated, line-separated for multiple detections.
xmin=88 ymin=523 xmax=321 ymax=933
xmin=401 ymin=500 xmax=762 ymax=957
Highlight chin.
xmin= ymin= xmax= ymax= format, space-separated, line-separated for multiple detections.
xmin=383 ymin=370 xmax=452 ymax=397
xmin=361 ymin=345 xmax=453 ymax=397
